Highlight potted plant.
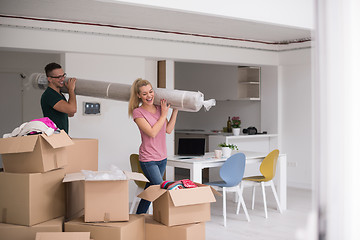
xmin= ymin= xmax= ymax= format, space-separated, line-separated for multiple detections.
xmin=231 ymin=117 xmax=241 ymax=136
xmin=218 ymin=143 xmax=238 ymax=157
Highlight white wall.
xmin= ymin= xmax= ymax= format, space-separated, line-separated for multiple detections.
xmin=316 ymin=1 xmax=360 ymax=238
xmin=279 ymin=48 xmax=312 ymax=189
xmin=63 ymin=53 xmax=149 ymax=170
xmin=163 ymin=60 xmax=176 ymax=159
xmin=0 ymin=51 xmax=60 ymax=168
xmin=261 ymin=66 xmax=279 ymax=134
xmin=0 ymin=51 xmax=60 ymax=122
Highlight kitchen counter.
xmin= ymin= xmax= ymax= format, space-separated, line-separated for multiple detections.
xmin=209 ymin=134 xmax=278 ymax=152
xmin=220 ymin=133 xmax=278 ymax=138
xmin=175 ymin=129 xmax=218 ymax=135
xmin=175 ymin=129 xmax=277 ymax=138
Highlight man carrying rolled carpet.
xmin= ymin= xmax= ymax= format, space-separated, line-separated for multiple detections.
xmin=40 ymin=62 xmax=77 ymax=134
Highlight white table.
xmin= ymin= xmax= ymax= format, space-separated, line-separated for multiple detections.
xmin=166 ymin=151 xmax=287 ymax=211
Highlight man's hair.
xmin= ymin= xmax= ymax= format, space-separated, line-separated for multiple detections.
xmin=45 ymin=62 xmax=62 ymax=77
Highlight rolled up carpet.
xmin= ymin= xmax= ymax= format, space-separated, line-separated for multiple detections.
xmin=29 ymin=73 xmax=215 ymax=112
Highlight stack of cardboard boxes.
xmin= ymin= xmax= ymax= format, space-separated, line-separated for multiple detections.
xmin=63 ymin=174 xmax=219 ymax=240
xmin=0 ymin=130 xmax=98 ymax=240
xmin=0 ymin=130 xmax=72 ymax=239
xmin=0 ymin=130 xmax=219 ymax=240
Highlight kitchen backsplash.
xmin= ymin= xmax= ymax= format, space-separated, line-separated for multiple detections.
xmin=175 ymin=100 xmax=261 ymax=133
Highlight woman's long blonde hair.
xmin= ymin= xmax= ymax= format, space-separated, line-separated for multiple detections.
xmin=128 ymin=78 xmax=152 ymax=117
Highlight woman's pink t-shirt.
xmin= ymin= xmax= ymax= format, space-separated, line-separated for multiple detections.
xmin=133 ymin=105 xmax=167 ymax=162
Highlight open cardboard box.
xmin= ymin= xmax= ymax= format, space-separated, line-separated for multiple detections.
xmin=138 ymin=183 xmax=220 ymax=226
xmin=63 ymin=170 xmax=148 ymax=222
xmin=65 ymin=180 xmax=85 ymax=222
xmin=35 ymin=232 xmax=90 ymax=240
xmin=0 ymin=130 xmax=73 ymax=173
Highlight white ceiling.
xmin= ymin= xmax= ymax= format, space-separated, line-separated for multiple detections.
xmin=0 ymin=0 xmax=311 ymax=44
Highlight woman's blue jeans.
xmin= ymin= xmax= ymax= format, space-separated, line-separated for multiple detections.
xmin=136 ymin=158 xmax=167 ymax=214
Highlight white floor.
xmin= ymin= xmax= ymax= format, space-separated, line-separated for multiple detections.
xmin=206 ymin=187 xmax=313 ymax=240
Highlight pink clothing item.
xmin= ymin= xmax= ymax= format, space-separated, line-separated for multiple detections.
xmin=30 ymin=117 xmax=58 ymax=130
xmin=133 ymin=105 xmax=167 ymax=162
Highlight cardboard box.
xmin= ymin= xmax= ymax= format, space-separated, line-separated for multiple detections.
xmin=144 ymin=215 xmax=205 ymax=240
xmin=63 ymin=171 xmax=148 ymax=222
xmin=65 ymin=215 xmax=145 ymax=240
xmin=138 ymin=183 xmax=218 ymax=226
xmin=36 ymin=232 xmax=90 ymax=240
xmin=64 ymin=138 xmax=98 ymax=174
xmin=0 ymin=217 xmax=63 ymax=240
xmin=0 ymin=169 xmax=66 ymax=226
xmin=65 ymin=181 xmax=85 ymax=222
xmin=63 ymin=139 xmax=98 ymax=221
xmin=0 ymin=130 xmax=73 ymax=173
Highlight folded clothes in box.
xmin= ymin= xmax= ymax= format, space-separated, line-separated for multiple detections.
xmin=138 ymin=183 xmax=220 ymax=226
xmin=0 ymin=130 xmax=73 ymax=173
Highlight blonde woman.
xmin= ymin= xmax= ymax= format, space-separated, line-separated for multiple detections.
xmin=129 ymin=78 xmax=178 ymax=214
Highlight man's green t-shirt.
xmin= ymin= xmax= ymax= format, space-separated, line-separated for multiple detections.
xmin=41 ymin=87 xmax=69 ymax=133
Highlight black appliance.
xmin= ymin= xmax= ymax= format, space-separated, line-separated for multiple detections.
xmin=243 ymin=127 xmax=258 ymax=135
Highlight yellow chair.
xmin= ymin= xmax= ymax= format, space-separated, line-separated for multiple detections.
xmin=129 ymin=154 xmax=152 ymax=214
xmin=238 ymin=149 xmax=282 ymax=218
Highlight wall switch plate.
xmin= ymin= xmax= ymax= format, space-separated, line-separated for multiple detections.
xmin=83 ymin=102 xmax=101 ymax=115
xmin=287 ymin=161 xmax=297 ymax=167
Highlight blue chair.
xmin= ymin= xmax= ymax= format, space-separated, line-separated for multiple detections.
xmin=205 ymin=153 xmax=250 ymax=226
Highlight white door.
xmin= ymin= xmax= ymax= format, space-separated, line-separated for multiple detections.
xmin=0 ymin=72 xmax=23 ymax=167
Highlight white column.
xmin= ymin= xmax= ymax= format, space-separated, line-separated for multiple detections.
xmin=277 ymin=154 xmax=287 ymax=211
xmin=165 ymin=60 xmax=175 ymax=156
xmin=316 ymin=0 xmax=360 ymax=239
xmin=165 ymin=60 xmax=176 ymax=180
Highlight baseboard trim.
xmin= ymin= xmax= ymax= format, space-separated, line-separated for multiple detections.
xmin=287 ymin=181 xmax=313 ymax=190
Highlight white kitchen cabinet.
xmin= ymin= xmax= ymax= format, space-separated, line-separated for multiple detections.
xmin=207 ymin=66 xmax=261 ymax=101
xmin=175 ymin=62 xmax=261 ymax=101
xmin=237 ymin=66 xmax=261 ymax=100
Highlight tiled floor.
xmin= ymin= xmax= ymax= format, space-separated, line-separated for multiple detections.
xmin=206 ymin=187 xmax=313 ymax=240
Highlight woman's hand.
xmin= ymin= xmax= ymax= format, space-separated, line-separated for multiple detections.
xmin=160 ymin=99 xmax=170 ymax=117
xmin=134 ymin=99 xmax=170 ymax=138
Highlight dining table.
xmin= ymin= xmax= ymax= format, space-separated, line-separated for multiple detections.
xmin=166 ymin=151 xmax=287 ymax=211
